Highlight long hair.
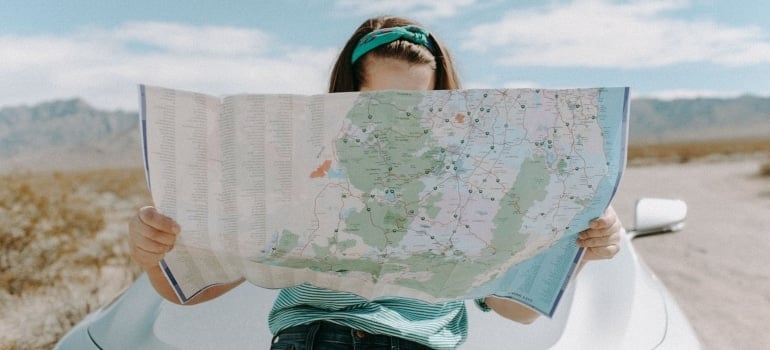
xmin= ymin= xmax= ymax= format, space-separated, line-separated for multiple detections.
xmin=328 ymin=16 xmax=461 ymax=93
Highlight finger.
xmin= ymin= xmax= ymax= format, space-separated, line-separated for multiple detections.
xmin=590 ymin=206 xmax=618 ymax=228
xmin=130 ymin=228 xmax=174 ymax=254
xmin=584 ymin=244 xmax=620 ymax=260
xmin=580 ymin=225 xmax=612 ymax=239
xmin=129 ymin=215 xmax=177 ymax=246
xmin=582 ymin=213 xmax=622 ymax=239
xmin=580 ymin=228 xmax=603 ymax=239
xmin=589 ymin=213 xmax=617 ymax=230
xmin=138 ymin=206 xmax=180 ymax=234
xmin=578 ymin=232 xmax=620 ymax=248
xmin=129 ymin=244 xmax=167 ymax=268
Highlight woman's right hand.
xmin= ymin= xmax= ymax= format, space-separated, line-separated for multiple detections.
xmin=128 ymin=206 xmax=180 ymax=270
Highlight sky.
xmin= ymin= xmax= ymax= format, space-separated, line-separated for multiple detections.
xmin=1 ymin=0 xmax=769 ymax=111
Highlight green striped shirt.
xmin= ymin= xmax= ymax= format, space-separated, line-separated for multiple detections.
xmin=268 ymin=283 xmax=472 ymax=349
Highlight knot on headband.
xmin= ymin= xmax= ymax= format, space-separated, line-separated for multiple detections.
xmin=351 ymin=25 xmax=437 ymax=64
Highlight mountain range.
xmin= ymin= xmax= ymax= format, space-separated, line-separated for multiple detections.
xmin=1 ymin=95 xmax=768 ymax=172
xmin=630 ymin=95 xmax=770 ymax=143
xmin=0 ymin=99 xmax=140 ymax=172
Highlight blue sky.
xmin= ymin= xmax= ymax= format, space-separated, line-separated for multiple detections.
xmin=2 ymin=0 xmax=769 ymax=110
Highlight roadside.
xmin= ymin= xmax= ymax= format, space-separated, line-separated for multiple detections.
xmin=613 ymin=157 xmax=770 ymax=350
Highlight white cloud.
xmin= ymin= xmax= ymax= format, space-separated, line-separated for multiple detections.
xmin=636 ymin=89 xmax=745 ymax=100
xmin=462 ymin=0 xmax=770 ymax=68
xmin=0 ymin=22 xmax=338 ymax=110
xmin=334 ymin=0 xmax=478 ymax=21
xmin=113 ymin=22 xmax=272 ymax=56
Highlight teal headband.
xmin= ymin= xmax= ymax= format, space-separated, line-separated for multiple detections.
xmin=351 ymin=25 xmax=437 ymax=64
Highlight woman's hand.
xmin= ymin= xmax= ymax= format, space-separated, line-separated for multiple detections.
xmin=128 ymin=206 xmax=180 ymax=269
xmin=128 ymin=206 xmax=243 ymax=304
xmin=578 ymin=206 xmax=622 ymax=261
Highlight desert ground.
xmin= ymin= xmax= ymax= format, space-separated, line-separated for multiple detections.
xmin=1 ymin=155 xmax=769 ymax=349
xmin=613 ymin=156 xmax=770 ymax=350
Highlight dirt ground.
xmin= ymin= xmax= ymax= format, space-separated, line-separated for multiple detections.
xmin=612 ymin=157 xmax=770 ymax=350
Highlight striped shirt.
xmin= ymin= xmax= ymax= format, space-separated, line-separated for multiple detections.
xmin=268 ymin=283 xmax=478 ymax=349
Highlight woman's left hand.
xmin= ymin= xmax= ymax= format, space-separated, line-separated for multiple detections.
xmin=578 ymin=206 xmax=622 ymax=260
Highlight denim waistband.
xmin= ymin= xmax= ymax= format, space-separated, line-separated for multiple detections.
xmin=271 ymin=321 xmax=433 ymax=350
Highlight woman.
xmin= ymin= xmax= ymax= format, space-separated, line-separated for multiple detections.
xmin=128 ymin=16 xmax=622 ymax=350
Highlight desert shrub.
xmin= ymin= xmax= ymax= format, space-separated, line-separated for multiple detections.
xmin=0 ymin=179 xmax=104 ymax=294
xmin=0 ymin=168 xmax=148 ymax=349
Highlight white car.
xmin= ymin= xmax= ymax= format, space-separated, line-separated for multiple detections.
xmin=55 ymin=198 xmax=701 ymax=349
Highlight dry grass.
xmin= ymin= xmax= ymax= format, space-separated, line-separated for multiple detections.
xmin=628 ymin=138 xmax=770 ymax=165
xmin=0 ymin=168 xmax=150 ymax=350
xmin=628 ymin=139 xmax=770 ymax=180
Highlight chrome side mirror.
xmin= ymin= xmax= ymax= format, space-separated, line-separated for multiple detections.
xmin=627 ymin=198 xmax=687 ymax=239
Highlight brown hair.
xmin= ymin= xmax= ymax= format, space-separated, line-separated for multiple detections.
xmin=328 ymin=16 xmax=461 ymax=93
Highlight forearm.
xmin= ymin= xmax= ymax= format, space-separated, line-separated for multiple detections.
xmin=484 ymin=296 xmax=541 ymax=324
xmin=145 ymin=265 xmax=244 ymax=305
xmin=145 ymin=265 xmax=185 ymax=304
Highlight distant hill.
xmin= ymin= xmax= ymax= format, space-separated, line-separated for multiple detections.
xmin=0 ymin=99 xmax=140 ymax=172
xmin=0 ymin=99 xmax=137 ymax=157
xmin=1 ymin=95 xmax=768 ymax=172
xmin=630 ymin=95 xmax=770 ymax=144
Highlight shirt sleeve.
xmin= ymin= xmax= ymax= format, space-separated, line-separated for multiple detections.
xmin=473 ymin=297 xmax=492 ymax=312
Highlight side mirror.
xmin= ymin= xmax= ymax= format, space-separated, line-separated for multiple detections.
xmin=627 ymin=198 xmax=687 ymax=239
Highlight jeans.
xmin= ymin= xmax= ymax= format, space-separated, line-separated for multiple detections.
xmin=270 ymin=321 xmax=435 ymax=350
